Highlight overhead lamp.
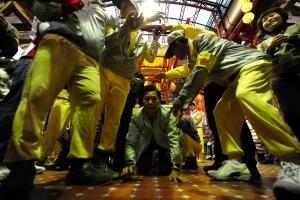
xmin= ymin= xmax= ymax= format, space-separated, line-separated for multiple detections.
xmin=241 ymin=2 xmax=253 ymax=13
xmin=242 ymin=12 xmax=255 ymax=24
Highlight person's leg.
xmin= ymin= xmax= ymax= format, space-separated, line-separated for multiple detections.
xmin=0 ymin=57 xmax=31 ymax=161
xmin=41 ymin=90 xmax=70 ymax=165
xmin=240 ymin=121 xmax=260 ymax=179
xmin=97 ymin=70 xmax=130 ymax=152
xmin=236 ymin=61 xmax=300 ymax=195
xmin=180 ymin=133 xmax=201 ymax=169
xmin=94 ymin=69 xmax=130 ymax=177
xmin=203 ymin=83 xmax=227 ymax=172
xmin=157 ymin=146 xmax=172 ymax=175
xmin=113 ymin=111 xmax=132 ymax=171
xmin=272 ymin=80 xmax=300 ymax=141
xmin=136 ymin=144 xmax=155 ymax=175
xmin=235 ymin=62 xmax=300 ymax=156
xmin=204 ymin=83 xmax=261 ymax=179
xmin=65 ymin=45 xmax=114 ymax=185
xmin=207 ymin=78 xmax=251 ymax=181
xmin=1 ymin=34 xmax=80 ymax=197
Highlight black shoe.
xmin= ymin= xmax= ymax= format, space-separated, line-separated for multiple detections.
xmin=0 ymin=160 xmax=35 ymax=200
xmin=93 ymin=150 xmax=120 ymax=180
xmin=203 ymin=161 xmax=223 ymax=173
xmin=65 ymin=161 xmax=112 ymax=185
xmin=182 ymin=157 xmax=198 ymax=170
xmin=93 ymin=161 xmax=120 ymax=180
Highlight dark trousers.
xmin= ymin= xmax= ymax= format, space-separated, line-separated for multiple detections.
xmin=113 ymin=80 xmax=144 ymax=171
xmin=0 ymin=57 xmax=31 ymax=161
xmin=272 ymin=79 xmax=300 ymax=141
xmin=204 ymin=82 xmax=257 ymax=167
xmin=136 ymin=137 xmax=172 ymax=175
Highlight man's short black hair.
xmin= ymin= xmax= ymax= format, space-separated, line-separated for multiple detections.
xmin=257 ymin=7 xmax=289 ymax=35
xmin=141 ymin=84 xmax=162 ymax=103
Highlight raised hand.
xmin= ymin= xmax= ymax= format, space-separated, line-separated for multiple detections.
xmin=145 ymin=11 xmax=165 ymax=23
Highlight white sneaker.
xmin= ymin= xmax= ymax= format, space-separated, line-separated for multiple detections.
xmin=35 ymin=164 xmax=46 ymax=174
xmin=207 ymin=160 xmax=251 ymax=181
xmin=0 ymin=165 xmax=10 ymax=180
xmin=273 ymin=161 xmax=300 ymax=198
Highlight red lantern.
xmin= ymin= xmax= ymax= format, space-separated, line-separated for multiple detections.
xmin=197 ymin=103 xmax=205 ymax=111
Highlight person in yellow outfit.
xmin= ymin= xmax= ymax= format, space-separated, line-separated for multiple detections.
xmin=177 ymin=114 xmax=202 ymax=170
xmin=167 ymin=30 xmax=300 ymax=183
xmin=156 ymin=24 xmax=260 ymax=180
xmin=93 ymin=0 xmax=164 ymax=174
xmin=0 ymin=1 xmax=144 ymax=198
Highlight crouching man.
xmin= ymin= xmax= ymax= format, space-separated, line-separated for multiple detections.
xmin=122 ymin=85 xmax=185 ymax=182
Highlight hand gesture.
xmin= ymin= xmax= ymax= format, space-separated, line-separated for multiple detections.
xmin=171 ymin=96 xmax=186 ymax=117
xmin=155 ymin=72 xmax=167 ymax=80
xmin=145 ymin=11 xmax=165 ymax=23
xmin=153 ymin=26 xmax=164 ymax=40
xmin=267 ymin=34 xmax=289 ymax=53
xmin=169 ymin=169 xmax=188 ymax=183
xmin=121 ymin=164 xmax=136 ymax=176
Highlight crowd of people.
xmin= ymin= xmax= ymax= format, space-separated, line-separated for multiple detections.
xmin=0 ymin=0 xmax=299 ymax=199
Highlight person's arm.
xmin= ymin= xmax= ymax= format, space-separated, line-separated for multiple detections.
xmin=142 ymin=40 xmax=160 ymax=63
xmin=165 ymin=23 xmax=216 ymax=39
xmin=124 ymin=117 xmax=141 ymax=164
xmin=165 ymin=113 xmax=181 ymax=166
xmin=105 ymin=11 xmax=144 ymax=49
xmin=166 ymin=65 xmax=191 ymax=79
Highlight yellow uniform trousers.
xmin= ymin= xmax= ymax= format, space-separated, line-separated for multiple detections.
xmin=5 ymin=34 xmax=101 ymax=162
xmin=181 ymin=133 xmax=202 ymax=158
xmin=97 ymin=67 xmax=130 ymax=151
xmin=196 ymin=127 xmax=205 ymax=161
xmin=214 ymin=60 xmax=300 ymax=159
xmin=41 ymin=89 xmax=71 ymax=162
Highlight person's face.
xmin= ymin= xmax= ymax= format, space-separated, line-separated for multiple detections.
xmin=173 ymin=40 xmax=189 ymax=60
xmin=262 ymin=12 xmax=284 ymax=33
xmin=143 ymin=91 xmax=161 ymax=117
xmin=120 ymin=2 xmax=137 ymax=19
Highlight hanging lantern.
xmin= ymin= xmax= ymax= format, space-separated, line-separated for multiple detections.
xmin=241 ymin=2 xmax=253 ymax=13
xmin=195 ymin=94 xmax=204 ymax=103
xmin=197 ymin=103 xmax=205 ymax=111
xmin=242 ymin=12 xmax=255 ymax=24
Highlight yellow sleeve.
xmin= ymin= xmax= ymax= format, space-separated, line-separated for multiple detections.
xmin=165 ymin=65 xmax=191 ymax=80
xmin=171 ymin=24 xmax=216 ymax=39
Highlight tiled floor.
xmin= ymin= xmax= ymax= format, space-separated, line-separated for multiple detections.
xmin=31 ymin=161 xmax=279 ymax=200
